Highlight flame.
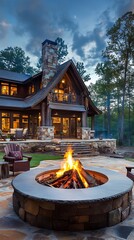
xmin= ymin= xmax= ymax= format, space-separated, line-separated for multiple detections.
xmin=56 ymin=146 xmax=89 ymax=188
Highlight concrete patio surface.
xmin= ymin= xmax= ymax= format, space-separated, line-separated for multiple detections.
xmin=0 ymin=155 xmax=134 ymax=240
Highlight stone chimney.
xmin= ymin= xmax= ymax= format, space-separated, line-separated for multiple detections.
xmin=42 ymin=39 xmax=58 ymax=87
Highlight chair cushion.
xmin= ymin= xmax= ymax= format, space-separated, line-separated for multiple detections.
xmin=9 ymin=151 xmax=23 ymax=160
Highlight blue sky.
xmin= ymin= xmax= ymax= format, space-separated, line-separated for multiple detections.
xmin=0 ymin=0 xmax=134 ymax=82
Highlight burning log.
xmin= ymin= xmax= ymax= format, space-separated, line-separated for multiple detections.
xmin=36 ymin=147 xmax=100 ymax=189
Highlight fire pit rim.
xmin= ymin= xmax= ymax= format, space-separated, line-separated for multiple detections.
xmin=12 ymin=166 xmax=133 ymax=204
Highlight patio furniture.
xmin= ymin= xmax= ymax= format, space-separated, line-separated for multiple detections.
xmin=13 ymin=128 xmax=23 ymax=140
xmin=126 ymin=167 xmax=134 ymax=181
xmin=0 ymin=129 xmax=7 ymax=141
xmin=0 ymin=162 xmax=9 ymax=179
xmin=3 ymin=143 xmax=32 ymax=175
xmin=23 ymin=128 xmax=28 ymax=140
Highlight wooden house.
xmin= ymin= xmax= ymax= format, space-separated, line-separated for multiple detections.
xmin=0 ymin=39 xmax=101 ymax=139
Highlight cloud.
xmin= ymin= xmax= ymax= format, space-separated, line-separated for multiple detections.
xmin=72 ymin=13 xmax=109 ymax=66
xmin=71 ymin=0 xmax=134 ymax=69
xmin=11 ymin=0 xmax=79 ymax=57
xmin=0 ymin=20 xmax=11 ymax=39
xmin=114 ymin=0 xmax=134 ymax=16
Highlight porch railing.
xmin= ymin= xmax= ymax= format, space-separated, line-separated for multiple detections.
xmin=48 ymin=93 xmax=82 ymax=104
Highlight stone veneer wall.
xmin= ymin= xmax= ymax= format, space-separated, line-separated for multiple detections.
xmin=13 ymin=189 xmax=132 ymax=231
xmin=0 ymin=139 xmax=116 ymax=154
xmin=42 ymin=40 xmax=57 ymax=87
xmin=37 ymin=126 xmax=54 ymax=140
xmin=81 ymin=127 xmax=95 ymax=139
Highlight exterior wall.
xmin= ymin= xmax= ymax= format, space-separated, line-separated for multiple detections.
xmin=37 ymin=126 xmax=54 ymax=140
xmin=42 ymin=40 xmax=58 ymax=87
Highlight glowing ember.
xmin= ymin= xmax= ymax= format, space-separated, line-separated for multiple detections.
xmin=36 ymin=147 xmax=101 ymax=189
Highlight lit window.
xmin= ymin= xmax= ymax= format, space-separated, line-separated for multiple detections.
xmin=1 ymin=83 xmax=9 ymax=95
xmin=2 ymin=112 xmax=10 ymax=131
xmin=11 ymin=85 xmax=17 ymax=96
xmin=29 ymin=84 xmax=35 ymax=94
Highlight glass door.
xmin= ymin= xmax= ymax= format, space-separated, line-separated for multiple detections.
xmin=70 ymin=118 xmax=76 ymax=138
xmin=63 ymin=118 xmax=69 ymax=138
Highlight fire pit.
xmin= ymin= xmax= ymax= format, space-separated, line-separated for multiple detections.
xmin=12 ymin=149 xmax=133 ymax=231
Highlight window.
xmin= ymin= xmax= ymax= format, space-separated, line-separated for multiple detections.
xmin=13 ymin=113 xmax=20 ymax=128
xmin=10 ymin=84 xmax=17 ymax=96
xmin=1 ymin=83 xmax=9 ymax=95
xmin=1 ymin=82 xmax=17 ymax=96
xmin=22 ymin=115 xmax=28 ymax=128
xmin=29 ymin=84 xmax=35 ymax=95
xmin=2 ymin=112 xmax=10 ymax=131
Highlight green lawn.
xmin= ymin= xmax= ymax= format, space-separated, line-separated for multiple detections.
xmin=0 ymin=152 xmax=63 ymax=168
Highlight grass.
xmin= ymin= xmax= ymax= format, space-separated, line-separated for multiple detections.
xmin=125 ymin=157 xmax=134 ymax=163
xmin=0 ymin=152 xmax=63 ymax=168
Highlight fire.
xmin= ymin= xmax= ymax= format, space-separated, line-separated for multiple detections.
xmin=56 ymin=147 xmax=89 ymax=188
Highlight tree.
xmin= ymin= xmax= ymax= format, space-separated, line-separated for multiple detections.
xmin=95 ymin=61 xmax=116 ymax=136
xmin=0 ymin=47 xmax=36 ymax=75
xmin=37 ymin=37 xmax=68 ymax=70
xmin=55 ymin=37 xmax=68 ymax=63
xmin=76 ymin=61 xmax=91 ymax=82
xmin=102 ymin=11 xmax=134 ymax=144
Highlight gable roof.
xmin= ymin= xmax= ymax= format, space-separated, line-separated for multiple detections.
xmin=0 ymin=60 xmax=101 ymax=115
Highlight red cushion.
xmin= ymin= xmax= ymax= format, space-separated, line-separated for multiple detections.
xmin=9 ymin=151 xmax=22 ymax=160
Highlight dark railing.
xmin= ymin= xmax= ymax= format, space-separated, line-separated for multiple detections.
xmin=48 ymin=93 xmax=82 ymax=104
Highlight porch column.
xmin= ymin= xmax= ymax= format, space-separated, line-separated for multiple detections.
xmin=91 ymin=116 xmax=95 ymax=130
xmin=82 ymin=112 xmax=87 ymax=127
xmin=41 ymin=102 xmax=45 ymax=126
xmin=46 ymin=105 xmax=52 ymax=126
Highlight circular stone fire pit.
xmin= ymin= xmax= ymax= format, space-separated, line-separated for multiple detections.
xmin=12 ymin=166 xmax=133 ymax=231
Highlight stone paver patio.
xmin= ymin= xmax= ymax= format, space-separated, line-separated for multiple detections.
xmin=0 ymin=156 xmax=134 ymax=240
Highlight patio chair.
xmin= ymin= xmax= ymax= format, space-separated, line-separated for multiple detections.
xmin=0 ymin=129 xmax=7 ymax=141
xmin=3 ymin=143 xmax=32 ymax=175
xmin=14 ymin=128 xmax=23 ymax=140
xmin=126 ymin=167 xmax=134 ymax=181
xmin=23 ymin=128 xmax=28 ymax=140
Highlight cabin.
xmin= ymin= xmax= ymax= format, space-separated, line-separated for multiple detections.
xmin=0 ymin=39 xmax=101 ymax=140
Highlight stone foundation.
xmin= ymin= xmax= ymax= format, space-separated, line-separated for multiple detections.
xmin=37 ymin=126 xmax=54 ymax=140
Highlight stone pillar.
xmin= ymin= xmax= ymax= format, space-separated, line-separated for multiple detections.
xmin=37 ymin=126 xmax=54 ymax=140
xmin=42 ymin=39 xmax=58 ymax=88
xmin=82 ymin=112 xmax=87 ymax=127
xmin=41 ymin=102 xmax=46 ymax=126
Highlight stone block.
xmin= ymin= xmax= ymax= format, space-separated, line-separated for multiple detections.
xmin=52 ymin=219 xmax=68 ymax=231
xmin=19 ymin=207 xmax=25 ymax=221
xmin=70 ymin=215 xmax=89 ymax=223
xmin=24 ymin=199 xmax=39 ymax=216
xmin=122 ymin=206 xmax=130 ymax=221
xmin=37 ymin=215 xmax=52 ymax=229
xmin=13 ymin=193 xmax=20 ymax=215
xmin=108 ymin=207 xmax=122 ymax=226
xmin=69 ymin=223 xmax=84 ymax=231
xmin=89 ymin=213 xmax=108 ymax=224
xmin=39 ymin=207 xmax=53 ymax=217
xmin=113 ymin=196 xmax=123 ymax=209
xmin=40 ymin=201 xmax=55 ymax=210
xmin=25 ymin=212 xmax=37 ymax=226
xmin=122 ymin=193 xmax=129 ymax=210
xmin=88 ymin=200 xmax=113 ymax=215
xmin=128 ymin=190 xmax=132 ymax=201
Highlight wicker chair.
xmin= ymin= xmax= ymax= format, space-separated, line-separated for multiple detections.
xmin=3 ymin=143 xmax=32 ymax=175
